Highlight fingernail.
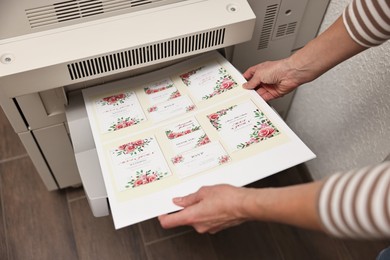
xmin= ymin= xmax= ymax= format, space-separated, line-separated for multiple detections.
xmin=173 ymin=197 xmax=182 ymax=203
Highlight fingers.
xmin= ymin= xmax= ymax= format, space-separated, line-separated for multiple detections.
xmin=158 ymin=211 xmax=188 ymax=229
xmin=257 ymin=88 xmax=276 ymax=102
xmin=243 ymin=69 xmax=264 ymax=90
xmin=172 ymin=191 xmax=201 ymax=207
xmin=158 ymin=190 xmax=202 ymax=228
xmin=242 ymin=65 xmax=257 ymax=81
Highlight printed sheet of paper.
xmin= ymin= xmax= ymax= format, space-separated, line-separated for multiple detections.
xmin=82 ymin=51 xmax=315 ymax=229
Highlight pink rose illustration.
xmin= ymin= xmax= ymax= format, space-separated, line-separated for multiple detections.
xmin=116 ymin=93 xmax=125 ymax=99
xmin=219 ymin=155 xmax=230 ymax=164
xmin=135 ymin=140 xmax=144 ymax=146
xmin=125 ymin=144 xmax=136 ymax=153
xmin=180 ymin=72 xmax=191 ymax=79
xmin=208 ymin=113 xmax=219 ymax=121
xmin=115 ymin=123 xmax=125 ymax=129
xmin=108 ymin=96 xmax=117 ymax=104
xmin=134 ymin=179 xmax=144 ymax=187
xmin=186 ymin=105 xmax=195 ymax=112
xmin=172 ymin=155 xmax=184 ymax=164
xmin=147 ymin=174 xmax=157 ymax=182
xmin=221 ymin=79 xmax=234 ymax=89
xmin=148 ymin=106 xmax=157 ymax=113
xmin=198 ymin=136 xmax=211 ymax=146
xmin=258 ymin=126 xmax=275 ymax=138
xmin=125 ymin=120 xmax=134 ymax=127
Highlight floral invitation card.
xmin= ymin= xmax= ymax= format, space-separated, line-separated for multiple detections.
xmin=171 ymin=142 xmax=230 ymax=179
xmin=95 ymin=91 xmax=146 ymax=133
xmin=82 ymin=51 xmax=315 ymax=229
xmin=146 ymin=95 xmax=195 ymax=121
xmin=109 ymin=137 xmax=171 ymax=190
xmin=207 ymin=101 xmax=280 ymax=152
xmin=164 ymin=117 xmax=210 ymax=154
xmin=180 ymin=61 xmax=238 ymax=101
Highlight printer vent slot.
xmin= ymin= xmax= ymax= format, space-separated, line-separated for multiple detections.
xmin=67 ymin=28 xmax=226 ymax=80
xmin=26 ymin=0 xmax=179 ymax=28
xmin=275 ymin=21 xmax=297 ymax=38
xmin=257 ymin=4 xmax=278 ymax=50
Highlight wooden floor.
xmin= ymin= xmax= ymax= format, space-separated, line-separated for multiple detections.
xmin=0 ymin=108 xmax=389 ymax=260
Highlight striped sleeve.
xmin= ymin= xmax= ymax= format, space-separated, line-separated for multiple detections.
xmin=318 ymin=161 xmax=390 ymax=239
xmin=343 ymin=0 xmax=390 ymax=47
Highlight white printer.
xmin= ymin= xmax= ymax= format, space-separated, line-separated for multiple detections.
xmin=0 ymin=0 xmax=329 ymax=217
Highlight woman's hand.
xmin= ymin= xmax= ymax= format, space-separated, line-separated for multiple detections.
xmin=242 ymin=58 xmax=303 ymax=102
xmin=158 ymin=184 xmax=251 ymax=234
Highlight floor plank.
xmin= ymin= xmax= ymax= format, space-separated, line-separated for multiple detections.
xmin=69 ymin=198 xmax=147 ymax=260
xmin=0 ymin=157 xmax=78 ymax=260
xmin=145 ymin=231 xmax=218 ymax=260
xmin=342 ymin=239 xmax=390 ymax=259
xmin=267 ymin=223 xmax=351 ymax=260
xmin=66 ymin=186 xmax=86 ymax=202
xmin=210 ymin=222 xmax=283 ymax=260
xmin=0 ymin=176 xmax=9 ymax=260
xmin=138 ymin=217 xmax=192 ymax=244
xmin=0 ymin=108 xmax=26 ymax=161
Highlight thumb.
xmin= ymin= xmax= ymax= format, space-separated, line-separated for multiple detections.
xmin=243 ymin=74 xmax=263 ymax=90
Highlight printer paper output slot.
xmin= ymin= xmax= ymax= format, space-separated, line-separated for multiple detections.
xmin=66 ymin=91 xmax=109 ymax=217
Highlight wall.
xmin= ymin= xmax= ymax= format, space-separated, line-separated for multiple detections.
xmin=286 ymin=0 xmax=390 ymax=179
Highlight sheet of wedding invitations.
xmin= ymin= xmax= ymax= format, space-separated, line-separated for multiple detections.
xmin=82 ymin=51 xmax=315 ymax=229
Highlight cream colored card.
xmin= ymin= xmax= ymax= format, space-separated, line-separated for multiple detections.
xmin=82 ymin=51 xmax=315 ymax=229
xmin=109 ymin=137 xmax=172 ymax=191
xmin=179 ymin=60 xmax=238 ymax=101
xmin=143 ymin=78 xmax=180 ymax=105
xmin=171 ymin=142 xmax=230 ymax=178
xmin=94 ymin=91 xmax=146 ymax=133
xmin=164 ymin=117 xmax=210 ymax=154
xmin=146 ymin=95 xmax=195 ymax=122
xmin=207 ymin=100 xmax=279 ymax=152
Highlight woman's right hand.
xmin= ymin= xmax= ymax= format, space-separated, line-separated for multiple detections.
xmin=242 ymin=58 xmax=304 ymax=102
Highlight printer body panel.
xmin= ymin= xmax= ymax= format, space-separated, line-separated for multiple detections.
xmin=0 ymin=0 xmax=256 ymax=191
xmin=0 ymin=0 xmax=329 ymax=217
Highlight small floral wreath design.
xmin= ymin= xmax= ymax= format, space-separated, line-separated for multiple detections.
xmin=115 ymin=138 xmax=151 ymax=156
xmin=171 ymin=155 xmax=184 ymax=164
xmin=218 ymin=155 xmax=231 ymax=165
xmin=165 ymin=126 xmax=201 ymax=139
xmin=147 ymin=106 xmax=158 ymax=113
xmin=144 ymin=84 xmax=174 ymax=95
xmin=99 ymin=93 xmax=129 ymax=106
xmin=207 ymin=105 xmax=236 ymax=131
xmin=126 ymin=169 xmax=169 ymax=188
xmin=186 ymin=105 xmax=196 ymax=112
xmin=236 ymin=109 xmax=280 ymax=149
xmin=108 ymin=117 xmax=142 ymax=131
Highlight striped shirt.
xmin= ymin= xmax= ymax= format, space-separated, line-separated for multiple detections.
xmin=318 ymin=162 xmax=390 ymax=238
xmin=318 ymin=0 xmax=390 ymax=238
xmin=343 ymin=0 xmax=390 ymax=47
